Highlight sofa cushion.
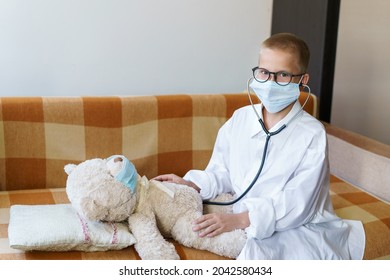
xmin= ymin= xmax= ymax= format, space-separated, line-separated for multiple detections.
xmin=329 ymin=176 xmax=390 ymax=259
xmin=1 ymin=175 xmax=389 ymax=260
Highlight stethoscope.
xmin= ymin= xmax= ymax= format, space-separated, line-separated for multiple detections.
xmin=203 ymin=77 xmax=311 ymax=206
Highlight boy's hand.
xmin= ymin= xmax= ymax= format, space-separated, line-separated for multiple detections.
xmin=192 ymin=212 xmax=250 ymax=237
xmin=153 ymin=174 xmax=200 ymax=192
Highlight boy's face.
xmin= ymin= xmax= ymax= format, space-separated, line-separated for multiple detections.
xmin=258 ymin=47 xmax=309 ymax=85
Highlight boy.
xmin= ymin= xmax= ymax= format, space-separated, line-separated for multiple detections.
xmin=154 ymin=33 xmax=365 ymax=259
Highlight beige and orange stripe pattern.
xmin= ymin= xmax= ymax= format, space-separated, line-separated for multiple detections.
xmin=0 ymin=95 xmax=245 ymax=191
xmin=0 ymin=93 xmax=315 ymax=191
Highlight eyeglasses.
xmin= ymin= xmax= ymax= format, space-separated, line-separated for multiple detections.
xmin=252 ymin=67 xmax=305 ymax=86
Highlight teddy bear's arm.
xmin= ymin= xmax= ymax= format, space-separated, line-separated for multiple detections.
xmin=128 ymin=212 xmax=179 ymax=260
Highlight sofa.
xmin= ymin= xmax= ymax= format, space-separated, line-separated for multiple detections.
xmin=0 ymin=93 xmax=389 ymax=260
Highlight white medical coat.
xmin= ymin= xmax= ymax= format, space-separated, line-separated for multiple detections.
xmin=184 ymin=101 xmax=365 ymax=260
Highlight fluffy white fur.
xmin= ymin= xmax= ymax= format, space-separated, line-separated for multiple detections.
xmin=65 ymin=156 xmax=246 ymax=260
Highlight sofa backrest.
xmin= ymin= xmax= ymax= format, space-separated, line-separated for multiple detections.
xmin=0 ymin=93 xmax=316 ymax=191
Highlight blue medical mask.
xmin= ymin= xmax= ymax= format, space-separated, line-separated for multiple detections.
xmin=106 ymin=155 xmax=138 ymax=193
xmin=250 ymin=79 xmax=300 ymax=113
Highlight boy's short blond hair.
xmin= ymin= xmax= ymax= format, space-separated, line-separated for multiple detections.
xmin=262 ymin=33 xmax=310 ymax=73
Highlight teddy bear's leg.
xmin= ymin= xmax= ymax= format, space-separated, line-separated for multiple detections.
xmin=170 ymin=212 xmax=246 ymax=259
xmin=128 ymin=212 xmax=179 ymax=260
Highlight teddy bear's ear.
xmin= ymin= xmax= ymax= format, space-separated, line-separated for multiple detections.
xmin=64 ymin=164 xmax=77 ymax=175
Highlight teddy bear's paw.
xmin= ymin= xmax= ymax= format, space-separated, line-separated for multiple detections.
xmin=135 ymin=242 xmax=180 ymax=260
xmin=218 ymin=229 xmax=247 ymax=258
xmin=79 ymin=198 xmax=109 ymax=221
xmin=192 ymin=229 xmax=247 ymax=259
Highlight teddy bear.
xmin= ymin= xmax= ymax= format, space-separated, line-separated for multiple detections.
xmin=64 ymin=155 xmax=247 ymax=260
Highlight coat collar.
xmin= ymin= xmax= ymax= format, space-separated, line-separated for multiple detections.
xmin=250 ymin=100 xmax=303 ymax=138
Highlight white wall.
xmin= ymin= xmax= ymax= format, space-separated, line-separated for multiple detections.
xmin=332 ymin=0 xmax=390 ymax=144
xmin=0 ymin=0 xmax=272 ymax=97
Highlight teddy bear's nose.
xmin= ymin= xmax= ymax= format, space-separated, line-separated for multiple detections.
xmin=114 ymin=157 xmax=123 ymax=163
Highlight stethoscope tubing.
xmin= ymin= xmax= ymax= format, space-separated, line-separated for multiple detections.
xmin=203 ymin=120 xmax=285 ymax=206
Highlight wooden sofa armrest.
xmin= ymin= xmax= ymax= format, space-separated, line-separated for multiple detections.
xmin=323 ymin=122 xmax=390 ymax=203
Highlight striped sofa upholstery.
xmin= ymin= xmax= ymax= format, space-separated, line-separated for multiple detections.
xmin=0 ymin=94 xmax=258 ymax=191
xmin=0 ymin=93 xmax=388 ymax=260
